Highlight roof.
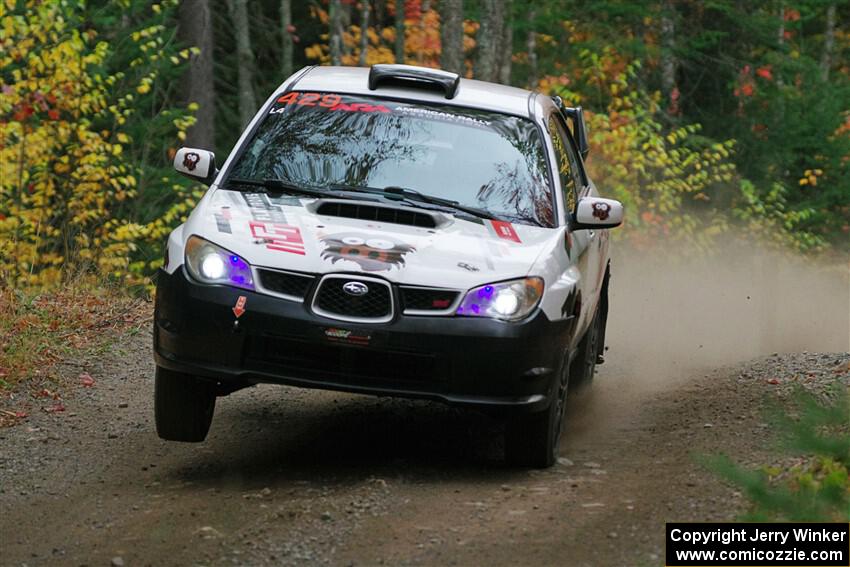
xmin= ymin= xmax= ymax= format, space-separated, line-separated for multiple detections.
xmin=286 ymin=66 xmax=538 ymax=118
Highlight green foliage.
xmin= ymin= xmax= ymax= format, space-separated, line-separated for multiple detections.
xmin=705 ymin=388 xmax=850 ymax=522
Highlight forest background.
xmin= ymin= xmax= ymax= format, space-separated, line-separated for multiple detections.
xmin=1 ymin=0 xmax=848 ymax=290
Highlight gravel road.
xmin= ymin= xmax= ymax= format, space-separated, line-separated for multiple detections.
xmin=1 ymin=248 xmax=847 ymax=566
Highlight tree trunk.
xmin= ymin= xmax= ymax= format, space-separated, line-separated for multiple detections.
xmin=498 ymin=0 xmax=512 ymax=84
xmin=820 ymin=3 xmax=836 ymax=81
xmin=226 ymin=0 xmax=257 ymax=129
xmin=280 ymin=0 xmax=293 ymax=78
xmin=526 ymin=8 xmax=537 ymax=89
xmin=178 ymin=0 xmax=215 ymax=149
xmin=395 ymin=0 xmax=405 ymax=63
xmin=474 ymin=0 xmax=504 ymax=82
xmin=417 ymin=0 xmax=431 ymax=64
xmin=660 ymin=0 xmax=678 ymax=110
xmin=329 ymin=0 xmax=342 ymax=65
xmin=439 ymin=0 xmax=463 ymax=74
xmin=359 ymin=0 xmax=370 ymax=66
xmin=342 ymin=1 xmax=352 ymax=60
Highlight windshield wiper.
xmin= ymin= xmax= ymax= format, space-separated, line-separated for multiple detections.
xmin=224 ymin=178 xmax=331 ymax=199
xmin=330 ymin=184 xmax=499 ymax=221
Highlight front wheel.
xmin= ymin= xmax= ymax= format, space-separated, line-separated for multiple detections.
xmin=155 ymin=366 xmax=216 ymax=442
xmin=504 ymin=351 xmax=570 ymax=468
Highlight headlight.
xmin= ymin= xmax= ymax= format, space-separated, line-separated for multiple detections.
xmin=185 ymin=236 xmax=254 ymax=289
xmin=456 ymin=277 xmax=544 ymax=321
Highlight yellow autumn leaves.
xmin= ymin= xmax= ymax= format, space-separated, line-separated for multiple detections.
xmin=0 ymin=0 xmax=196 ymax=289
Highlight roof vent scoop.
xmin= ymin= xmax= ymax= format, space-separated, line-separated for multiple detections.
xmin=368 ymin=64 xmax=460 ymax=99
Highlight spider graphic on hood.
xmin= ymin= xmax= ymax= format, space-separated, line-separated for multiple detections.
xmin=320 ymin=233 xmax=415 ymax=272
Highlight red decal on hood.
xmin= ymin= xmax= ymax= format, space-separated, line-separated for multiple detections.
xmin=490 ymin=220 xmax=521 ymax=243
xmin=250 ymin=221 xmax=305 ymax=255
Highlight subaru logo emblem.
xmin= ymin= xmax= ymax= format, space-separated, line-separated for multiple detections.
xmin=342 ymin=281 xmax=369 ymax=296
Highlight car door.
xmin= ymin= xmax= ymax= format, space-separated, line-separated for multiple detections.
xmin=547 ymin=114 xmax=602 ymax=337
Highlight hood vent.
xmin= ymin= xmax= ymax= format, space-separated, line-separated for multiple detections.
xmin=314 ymin=200 xmax=441 ymax=229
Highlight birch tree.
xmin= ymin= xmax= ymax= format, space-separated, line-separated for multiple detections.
xmin=226 ymin=0 xmax=257 ymax=129
xmin=498 ymin=0 xmax=512 ymax=84
xmin=280 ymin=0 xmax=293 ymax=77
xmin=660 ymin=0 xmax=678 ymax=110
xmin=439 ymin=0 xmax=464 ymax=74
xmin=474 ymin=0 xmax=504 ymax=81
xmin=179 ymin=0 xmax=215 ymax=149
xmin=359 ymin=0 xmax=370 ymax=66
xmin=820 ymin=3 xmax=836 ymax=81
xmin=329 ymin=0 xmax=342 ymax=65
xmin=395 ymin=0 xmax=405 ymax=63
xmin=526 ymin=8 xmax=537 ymax=89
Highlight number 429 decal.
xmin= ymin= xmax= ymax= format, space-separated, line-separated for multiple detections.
xmin=270 ymin=92 xmax=391 ymax=114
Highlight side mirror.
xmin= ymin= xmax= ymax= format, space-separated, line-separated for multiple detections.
xmin=173 ymin=147 xmax=217 ymax=185
xmin=572 ymin=197 xmax=623 ymax=230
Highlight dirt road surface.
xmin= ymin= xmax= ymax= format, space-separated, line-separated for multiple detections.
xmin=1 ymin=248 xmax=848 ymax=566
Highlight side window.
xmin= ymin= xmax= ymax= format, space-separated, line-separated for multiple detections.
xmin=548 ymin=115 xmax=582 ymax=213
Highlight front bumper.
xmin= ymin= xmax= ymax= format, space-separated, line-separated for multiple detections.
xmin=154 ymin=267 xmax=574 ymax=412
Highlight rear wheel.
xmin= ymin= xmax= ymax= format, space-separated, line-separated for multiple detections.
xmin=505 ymin=350 xmax=570 ymax=468
xmin=155 ymin=366 xmax=216 ymax=442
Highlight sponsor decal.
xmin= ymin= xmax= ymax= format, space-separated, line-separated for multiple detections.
xmin=396 ymin=106 xmax=491 ymax=128
xmin=320 ymin=233 xmax=414 ymax=272
xmin=242 ymin=193 xmax=289 ymax=224
xmin=232 ymin=296 xmax=247 ymax=318
xmin=270 ymin=92 xmax=391 ymax=114
xmin=250 ymin=221 xmax=305 ymax=255
xmin=323 ymin=327 xmax=371 ymax=346
xmin=183 ymin=151 xmax=200 ymax=171
xmin=214 ymin=207 xmax=232 ymax=234
xmin=489 ymin=220 xmax=521 ymax=243
xmin=457 ymin=262 xmax=479 ymax=272
xmin=592 ymin=201 xmax=612 ymax=221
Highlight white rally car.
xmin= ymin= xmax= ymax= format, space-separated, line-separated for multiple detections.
xmin=154 ymin=64 xmax=623 ymax=467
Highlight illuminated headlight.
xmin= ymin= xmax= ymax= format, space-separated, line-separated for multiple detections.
xmin=456 ymin=277 xmax=544 ymax=321
xmin=185 ymin=236 xmax=254 ymax=289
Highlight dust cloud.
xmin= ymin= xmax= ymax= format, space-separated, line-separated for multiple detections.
xmin=607 ymin=242 xmax=849 ymax=374
xmin=564 ymin=242 xmax=849 ymax=439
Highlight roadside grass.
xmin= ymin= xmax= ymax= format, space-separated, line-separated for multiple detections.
xmin=704 ymin=387 xmax=850 ymax=522
xmin=0 ymin=281 xmax=151 ymax=426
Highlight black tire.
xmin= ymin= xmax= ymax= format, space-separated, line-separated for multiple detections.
xmin=570 ymin=306 xmax=601 ymax=390
xmin=505 ymin=350 xmax=570 ymax=468
xmin=154 ymin=366 xmax=216 ymax=442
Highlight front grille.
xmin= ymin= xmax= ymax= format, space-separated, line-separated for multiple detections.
xmin=257 ymin=269 xmax=315 ymax=299
xmin=247 ymin=335 xmax=439 ymax=382
xmin=401 ymin=287 xmax=460 ymax=313
xmin=316 ymin=201 xmax=438 ymax=228
xmin=313 ymin=276 xmax=393 ymax=322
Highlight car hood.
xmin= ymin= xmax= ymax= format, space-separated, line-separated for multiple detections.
xmin=182 ymin=188 xmax=560 ymax=289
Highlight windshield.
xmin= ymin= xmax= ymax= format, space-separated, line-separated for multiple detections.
xmin=226 ymin=92 xmax=554 ymax=227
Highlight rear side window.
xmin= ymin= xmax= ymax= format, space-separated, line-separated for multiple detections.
xmin=548 ymin=116 xmax=582 ymax=213
xmin=228 ymin=92 xmax=554 ymax=227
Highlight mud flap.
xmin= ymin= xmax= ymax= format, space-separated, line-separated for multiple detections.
xmin=596 ymin=265 xmax=610 ymax=364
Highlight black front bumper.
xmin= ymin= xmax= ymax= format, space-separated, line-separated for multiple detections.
xmin=154 ymin=268 xmax=574 ymax=412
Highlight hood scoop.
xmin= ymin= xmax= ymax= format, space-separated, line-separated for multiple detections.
xmin=312 ymin=199 xmax=446 ymax=229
